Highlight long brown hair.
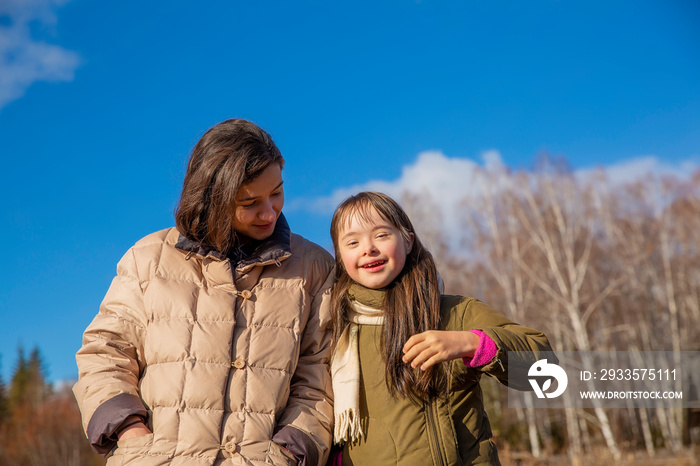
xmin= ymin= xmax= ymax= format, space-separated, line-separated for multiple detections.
xmin=330 ymin=192 xmax=447 ymax=401
xmin=175 ymin=119 xmax=284 ymax=254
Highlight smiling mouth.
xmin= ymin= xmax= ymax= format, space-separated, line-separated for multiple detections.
xmin=361 ymin=260 xmax=387 ymax=269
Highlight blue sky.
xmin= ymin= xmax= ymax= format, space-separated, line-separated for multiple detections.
xmin=0 ymin=0 xmax=698 ymax=384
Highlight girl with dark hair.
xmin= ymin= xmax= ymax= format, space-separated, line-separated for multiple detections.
xmin=74 ymin=119 xmax=335 ymax=466
xmin=328 ymin=192 xmax=553 ymax=465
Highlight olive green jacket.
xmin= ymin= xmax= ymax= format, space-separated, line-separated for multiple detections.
xmin=341 ymin=295 xmax=553 ymax=466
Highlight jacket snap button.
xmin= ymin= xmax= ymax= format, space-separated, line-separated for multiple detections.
xmin=233 ymin=357 xmax=246 ymax=369
xmin=224 ymin=441 xmax=237 ymax=453
xmin=240 ymin=290 xmax=252 ymax=299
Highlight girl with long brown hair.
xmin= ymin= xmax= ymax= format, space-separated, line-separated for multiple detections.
xmin=74 ymin=119 xmax=335 ymax=466
xmin=328 ymin=192 xmax=553 ymax=465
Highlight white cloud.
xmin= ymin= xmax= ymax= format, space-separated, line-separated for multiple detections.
xmin=288 ymin=150 xmax=497 ymax=215
xmin=0 ymin=0 xmax=79 ymax=110
xmin=290 ymin=152 xmax=699 ymax=222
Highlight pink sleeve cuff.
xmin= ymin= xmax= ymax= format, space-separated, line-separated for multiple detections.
xmin=462 ymin=330 xmax=498 ymax=367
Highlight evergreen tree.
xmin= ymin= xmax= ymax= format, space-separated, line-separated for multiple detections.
xmin=8 ymin=346 xmax=27 ymax=408
xmin=27 ymin=346 xmax=51 ymax=403
xmin=9 ymin=345 xmax=49 ymax=409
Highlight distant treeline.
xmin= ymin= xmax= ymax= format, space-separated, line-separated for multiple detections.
xmin=0 ymin=347 xmax=104 ymax=466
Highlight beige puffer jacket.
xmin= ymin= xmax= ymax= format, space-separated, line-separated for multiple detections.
xmin=74 ymin=216 xmax=335 ymax=466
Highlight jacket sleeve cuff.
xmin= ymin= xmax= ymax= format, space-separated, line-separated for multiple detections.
xmin=273 ymin=425 xmax=319 ymax=466
xmin=86 ymin=393 xmax=148 ymax=456
xmin=462 ymin=329 xmax=498 ymax=368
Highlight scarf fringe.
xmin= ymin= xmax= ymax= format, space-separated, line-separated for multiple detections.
xmin=331 ymin=297 xmax=382 ymax=446
xmin=334 ymin=408 xmax=364 ymax=444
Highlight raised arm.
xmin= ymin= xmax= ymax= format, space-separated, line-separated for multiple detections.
xmin=458 ymin=297 xmax=554 ymax=390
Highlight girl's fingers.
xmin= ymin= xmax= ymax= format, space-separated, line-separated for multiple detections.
xmin=405 ymin=331 xmax=478 ymax=367
xmin=408 ymin=347 xmax=438 ymax=369
xmin=402 ymin=334 xmax=430 ymax=362
xmin=419 ymin=354 xmax=443 ymax=371
xmin=403 ymin=331 xmax=439 ymax=354
xmin=403 ymin=333 xmax=426 ymax=353
xmin=402 ymin=342 xmax=427 ymax=363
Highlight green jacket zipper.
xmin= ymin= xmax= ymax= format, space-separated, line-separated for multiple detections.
xmin=426 ymin=399 xmax=446 ymax=466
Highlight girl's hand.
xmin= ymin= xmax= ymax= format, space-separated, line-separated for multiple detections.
xmin=117 ymin=420 xmax=152 ymax=441
xmin=402 ymin=330 xmax=480 ymax=371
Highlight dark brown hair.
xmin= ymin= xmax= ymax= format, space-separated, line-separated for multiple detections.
xmin=330 ymin=192 xmax=447 ymax=401
xmin=175 ymin=119 xmax=284 ymax=254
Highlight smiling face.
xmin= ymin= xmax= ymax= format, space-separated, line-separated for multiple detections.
xmin=337 ymin=206 xmax=414 ymax=289
xmin=232 ymin=163 xmax=284 ymax=241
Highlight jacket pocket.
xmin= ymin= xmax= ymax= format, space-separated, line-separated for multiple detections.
xmin=109 ymin=433 xmax=155 ymax=465
xmin=265 ymin=441 xmax=298 ymax=465
xmin=472 ymin=438 xmax=500 ymax=465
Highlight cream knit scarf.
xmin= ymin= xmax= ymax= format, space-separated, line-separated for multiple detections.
xmin=331 ymin=283 xmax=386 ymax=444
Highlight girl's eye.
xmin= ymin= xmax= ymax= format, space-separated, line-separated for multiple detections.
xmin=346 ymin=240 xmax=358 ymax=247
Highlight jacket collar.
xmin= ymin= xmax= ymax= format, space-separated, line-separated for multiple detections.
xmin=175 ymin=213 xmax=292 ymax=268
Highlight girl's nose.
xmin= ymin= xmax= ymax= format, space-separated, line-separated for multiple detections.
xmin=363 ymin=241 xmax=379 ymax=255
xmin=259 ymin=201 xmax=277 ymax=222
